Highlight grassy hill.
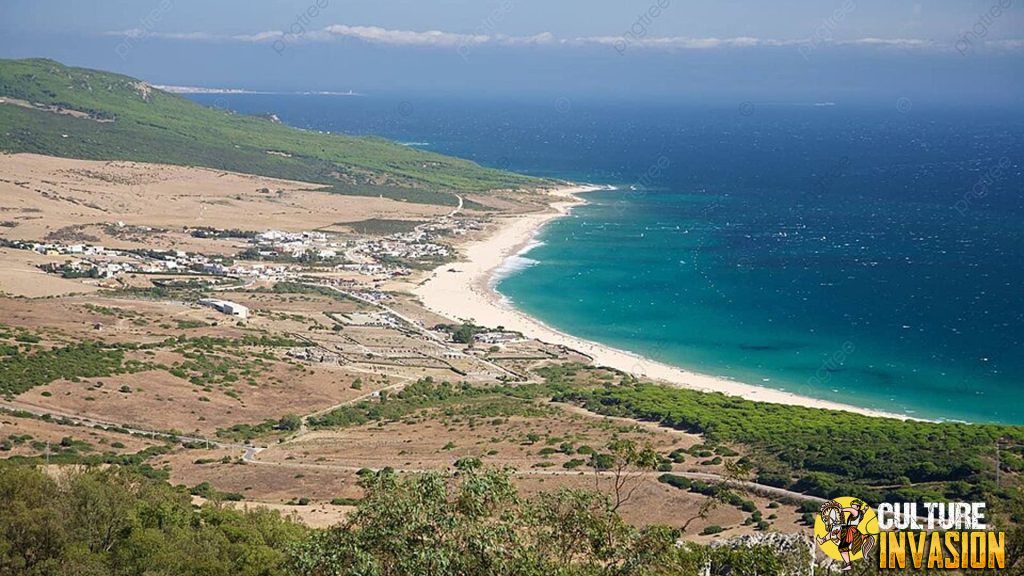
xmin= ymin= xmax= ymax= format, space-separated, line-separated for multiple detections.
xmin=0 ymin=58 xmax=548 ymax=205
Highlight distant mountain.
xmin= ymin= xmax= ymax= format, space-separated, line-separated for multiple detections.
xmin=0 ymin=59 xmax=547 ymax=205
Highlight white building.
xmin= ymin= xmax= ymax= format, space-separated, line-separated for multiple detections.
xmin=198 ymin=298 xmax=249 ymax=319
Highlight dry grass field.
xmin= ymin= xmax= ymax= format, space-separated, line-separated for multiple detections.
xmin=0 ymin=152 xmax=811 ymax=543
xmin=0 ymin=153 xmax=450 ymax=239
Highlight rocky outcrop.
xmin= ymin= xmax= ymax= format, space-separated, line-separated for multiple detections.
xmin=701 ymin=532 xmax=816 ymax=576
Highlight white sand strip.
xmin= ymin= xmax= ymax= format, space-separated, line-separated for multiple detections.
xmin=414 ymin=185 xmax=911 ymax=420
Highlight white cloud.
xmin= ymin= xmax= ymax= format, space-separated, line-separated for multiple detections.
xmin=324 ymin=25 xmax=487 ymax=47
xmin=844 ymin=37 xmax=932 ymax=47
xmin=987 ymin=39 xmax=1024 ymax=49
xmin=104 ymin=24 xmax=1024 ymax=53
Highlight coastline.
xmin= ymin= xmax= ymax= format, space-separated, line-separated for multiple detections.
xmin=413 ymin=184 xmax=913 ymax=421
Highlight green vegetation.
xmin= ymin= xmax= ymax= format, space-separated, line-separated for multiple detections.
xmin=83 ymin=303 xmax=140 ymax=319
xmin=1 ymin=331 xmax=302 ymax=401
xmin=190 ymin=481 xmax=244 ymax=502
xmin=0 ymin=59 xmax=548 ymax=205
xmin=308 ymin=377 xmax=551 ymax=428
xmin=344 ymin=218 xmax=425 ymax=236
xmin=433 ymin=322 xmax=489 ymax=344
xmin=218 ymin=414 xmax=302 ymax=441
xmin=0 ymin=341 xmax=151 ymax=396
xmin=38 ymin=262 xmax=100 ymax=279
xmin=0 ymin=465 xmax=306 ymax=575
xmin=164 ymin=334 xmax=302 ymax=393
xmin=2 ymin=443 xmax=173 ymax=481
xmin=555 ymin=380 xmax=1024 ymax=505
xmin=3 ymin=460 xmax=1022 ymax=574
xmin=657 ymin=474 xmax=765 ymax=521
xmin=175 ymin=319 xmax=208 ymax=329
xmin=288 ymin=465 xmax=808 ymax=576
xmin=188 ymin=226 xmax=257 ymax=239
xmin=259 ymin=281 xmax=361 ymax=303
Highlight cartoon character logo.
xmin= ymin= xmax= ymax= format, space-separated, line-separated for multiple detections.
xmin=814 ymin=496 xmax=879 ymax=571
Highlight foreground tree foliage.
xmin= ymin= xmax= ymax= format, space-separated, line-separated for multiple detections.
xmin=0 ymin=464 xmax=307 ymax=576
xmin=287 ymin=463 xmax=795 ymax=576
xmin=0 ymin=462 xmax=811 ymax=576
xmin=12 ymin=461 xmax=1024 ymax=575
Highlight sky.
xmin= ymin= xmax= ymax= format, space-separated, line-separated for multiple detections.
xmin=1 ymin=0 xmax=1021 ymax=104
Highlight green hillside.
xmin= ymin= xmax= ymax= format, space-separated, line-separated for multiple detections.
xmin=0 ymin=58 xmax=548 ymax=205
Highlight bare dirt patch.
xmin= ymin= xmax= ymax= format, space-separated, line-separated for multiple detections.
xmin=0 ymin=153 xmax=449 ymax=243
xmin=0 ymin=413 xmax=160 ymax=457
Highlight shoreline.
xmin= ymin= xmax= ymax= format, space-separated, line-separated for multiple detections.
xmin=413 ymin=184 xmax=913 ymax=421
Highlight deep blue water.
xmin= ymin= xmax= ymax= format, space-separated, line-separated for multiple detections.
xmin=190 ymin=93 xmax=1024 ymax=423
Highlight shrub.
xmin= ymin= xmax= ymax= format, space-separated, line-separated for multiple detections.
xmin=657 ymin=474 xmax=691 ymax=490
xmin=589 ymin=453 xmax=615 ymax=471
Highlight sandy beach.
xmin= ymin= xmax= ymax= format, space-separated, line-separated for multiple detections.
xmin=414 ymin=185 xmax=912 ymax=420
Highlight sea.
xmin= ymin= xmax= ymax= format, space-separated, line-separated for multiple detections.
xmin=188 ymin=93 xmax=1024 ymax=424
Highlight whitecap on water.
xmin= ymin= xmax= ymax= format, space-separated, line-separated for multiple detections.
xmin=490 ymin=240 xmax=545 ymax=286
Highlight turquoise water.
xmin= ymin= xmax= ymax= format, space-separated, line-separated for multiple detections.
xmin=498 ymin=187 xmax=1023 ymax=423
xmin=188 ymin=95 xmax=1024 ymax=423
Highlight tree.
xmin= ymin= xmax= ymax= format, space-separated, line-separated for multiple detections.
xmin=278 ymin=414 xmax=302 ymax=431
xmin=287 ymin=466 xmax=701 ymax=576
xmin=0 ymin=464 xmax=305 ymax=576
xmin=0 ymin=465 xmax=66 ymax=574
xmin=596 ymin=438 xmax=660 ymax=513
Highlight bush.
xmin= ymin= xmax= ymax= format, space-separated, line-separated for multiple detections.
xmin=555 ymin=381 xmax=1024 ymax=503
xmin=277 ymin=414 xmax=302 ymax=431
xmin=657 ymin=474 xmax=691 ymax=490
xmin=589 ymin=453 xmax=615 ymax=470
xmin=0 ymin=342 xmax=146 ymax=395
xmin=701 ymin=525 xmax=725 ymax=535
